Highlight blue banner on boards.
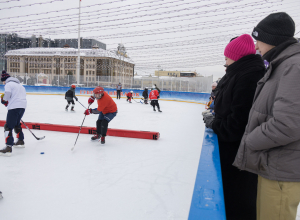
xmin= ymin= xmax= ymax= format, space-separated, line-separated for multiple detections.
xmin=0 ymin=85 xmax=210 ymax=103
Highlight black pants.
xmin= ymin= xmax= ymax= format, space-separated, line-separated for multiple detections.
xmin=151 ymin=100 xmax=160 ymax=109
xmin=219 ymin=140 xmax=257 ymax=220
xmin=67 ymin=100 xmax=75 ymax=105
xmin=117 ymin=90 xmax=121 ymax=99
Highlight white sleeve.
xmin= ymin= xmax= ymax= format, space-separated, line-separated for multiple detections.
xmin=3 ymin=85 xmax=12 ymax=101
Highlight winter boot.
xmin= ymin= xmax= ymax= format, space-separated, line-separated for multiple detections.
xmin=14 ymin=140 xmax=25 ymax=148
xmin=0 ymin=145 xmax=12 ymax=156
xmin=100 ymin=136 xmax=105 ymax=144
xmin=91 ymin=133 xmax=101 ymax=141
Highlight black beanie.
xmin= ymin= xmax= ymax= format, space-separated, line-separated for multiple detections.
xmin=252 ymin=12 xmax=295 ymax=46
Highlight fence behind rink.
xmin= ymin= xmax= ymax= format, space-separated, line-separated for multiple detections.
xmin=7 ymin=72 xmax=213 ymax=93
xmin=0 ymin=84 xmax=225 ymax=219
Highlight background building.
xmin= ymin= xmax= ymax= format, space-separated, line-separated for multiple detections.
xmin=154 ymin=70 xmax=198 ymax=77
xmin=0 ymin=33 xmax=106 ymax=71
xmin=5 ymin=47 xmax=134 ymax=88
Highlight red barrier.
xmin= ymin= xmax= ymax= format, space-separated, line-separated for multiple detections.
xmin=0 ymin=120 xmax=159 ymax=140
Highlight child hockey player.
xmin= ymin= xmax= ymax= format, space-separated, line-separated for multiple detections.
xmin=142 ymin=87 xmax=149 ymax=104
xmin=0 ymin=71 xmax=27 ymax=156
xmin=65 ymin=85 xmax=78 ymax=111
xmin=85 ymin=86 xmax=117 ymax=144
xmin=126 ymin=91 xmax=133 ymax=103
xmin=149 ymin=86 xmax=162 ymax=112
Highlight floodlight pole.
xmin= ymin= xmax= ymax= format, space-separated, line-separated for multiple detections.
xmin=76 ymin=0 xmax=81 ymax=85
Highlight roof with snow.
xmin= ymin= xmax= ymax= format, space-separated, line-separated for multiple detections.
xmin=5 ymin=47 xmax=134 ymax=64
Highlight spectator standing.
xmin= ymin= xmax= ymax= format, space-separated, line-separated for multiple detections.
xmin=116 ymin=83 xmax=122 ymax=99
xmin=204 ymin=34 xmax=265 ymax=220
xmin=210 ymin=82 xmax=217 ymax=97
xmin=233 ymin=12 xmax=300 ymax=220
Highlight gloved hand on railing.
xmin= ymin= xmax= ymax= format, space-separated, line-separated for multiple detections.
xmin=204 ymin=114 xmax=214 ymax=129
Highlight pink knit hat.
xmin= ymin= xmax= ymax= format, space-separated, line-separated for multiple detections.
xmin=224 ymin=34 xmax=256 ymax=61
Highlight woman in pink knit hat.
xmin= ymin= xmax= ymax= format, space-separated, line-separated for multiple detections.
xmin=203 ymin=34 xmax=265 ymax=220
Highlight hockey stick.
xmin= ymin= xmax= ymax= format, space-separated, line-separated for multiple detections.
xmin=21 ymin=120 xmax=45 ymax=140
xmin=72 ymin=104 xmax=91 ymax=151
xmin=76 ymin=100 xmax=87 ymax=109
xmin=133 ymin=99 xmax=141 ymax=104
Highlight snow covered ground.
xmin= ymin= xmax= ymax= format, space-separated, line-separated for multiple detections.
xmin=0 ymin=94 xmax=299 ymax=220
xmin=0 ymin=95 xmax=205 ymax=220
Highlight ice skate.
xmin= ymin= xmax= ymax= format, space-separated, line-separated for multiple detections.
xmin=14 ymin=140 xmax=25 ymax=148
xmin=153 ymin=108 xmax=156 ymax=111
xmin=0 ymin=191 xmax=3 ymax=199
xmin=100 ymin=136 xmax=105 ymax=144
xmin=0 ymin=145 xmax=12 ymax=156
xmin=158 ymin=109 xmax=162 ymax=112
xmin=71 ymin=107 xmax=75 ymax=112
xmin=91 ymin=133 xmax=101 ymax=141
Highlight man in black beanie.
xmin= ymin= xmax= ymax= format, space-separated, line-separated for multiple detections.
xmin=233 ymin=12 xmax=300 ymax=220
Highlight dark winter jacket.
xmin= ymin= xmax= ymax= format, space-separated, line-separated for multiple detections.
xmin=65 ymin=87 xmax=77 ymax=101
xmin=212 ymin=54 xmax=265 ymax=142
xmin=212 ymin=54 xmax=265 ymax=220
xmin=142 ymin=89 xmax=148 ymax=99
xmin=233 ymin=42 xmax=300 ymax=182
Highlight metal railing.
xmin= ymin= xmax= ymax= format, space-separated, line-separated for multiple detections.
xmin=7 ymin=72 xmax=213 ymax=92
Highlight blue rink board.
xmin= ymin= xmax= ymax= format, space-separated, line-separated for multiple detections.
xmin=188 ymin=128 xmax=226 ymax=220
xmin=0 ymin=85 xmax=210 ymax=103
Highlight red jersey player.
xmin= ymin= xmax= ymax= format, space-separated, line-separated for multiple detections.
xmin=84 ymin=87 xmax=117 ymax=144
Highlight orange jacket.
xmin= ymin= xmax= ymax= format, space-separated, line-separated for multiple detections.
xmin=97 ymin=92 xmax=117 ymax=114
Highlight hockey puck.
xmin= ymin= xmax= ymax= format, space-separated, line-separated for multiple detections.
xmin=40 ymin=152 xmax=44 ymax=154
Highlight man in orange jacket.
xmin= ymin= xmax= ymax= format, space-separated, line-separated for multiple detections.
xmin=84 ymin=86 xmax=117 ymax=144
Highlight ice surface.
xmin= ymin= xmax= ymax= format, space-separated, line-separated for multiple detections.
xmin=0 ymin=95 xmax=299 ymax=220
xmin=0 ymin=95 xmax=205 ymax=220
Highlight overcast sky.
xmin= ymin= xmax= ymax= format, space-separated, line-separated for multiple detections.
xmin=0 ymin=0 xmax=299 ymax=80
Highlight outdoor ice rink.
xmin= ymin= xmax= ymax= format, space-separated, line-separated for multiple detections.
xmin=0 ymin=94 xmax=299 ymax=220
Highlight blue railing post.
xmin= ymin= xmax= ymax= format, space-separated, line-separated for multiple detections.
xmin=188 ymin=128 xmax=226 ymax=220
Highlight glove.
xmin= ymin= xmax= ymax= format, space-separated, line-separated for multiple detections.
xmin=84 ymin=109 xmax=92 ymax=115
xmin=157 ymin=96 xmax=160 ymax=99
xmin=75 ymin=97 xmax=78 ymax=101
xmin=88 ymin=96 xmax=95 ymax=104
xmin=204 ymin=114 xmax=214 ymax=129
xmin=1 ymin=94 xmax=8 ymax=107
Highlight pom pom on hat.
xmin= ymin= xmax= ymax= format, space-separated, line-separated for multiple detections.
xmin=1 ymin=71 xmax=10 ymax=82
